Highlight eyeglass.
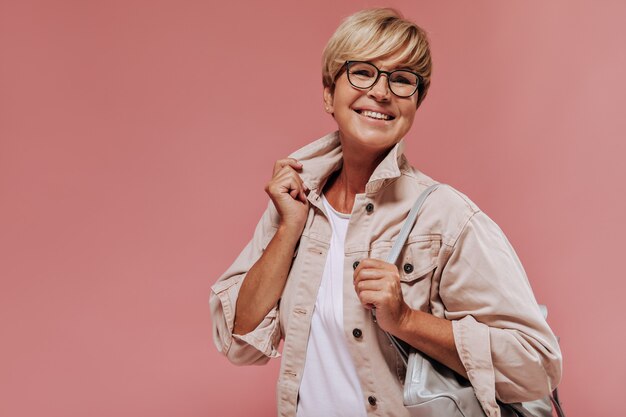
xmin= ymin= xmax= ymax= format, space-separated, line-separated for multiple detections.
xmin=340 ymin=60 xmax=422 ymax=98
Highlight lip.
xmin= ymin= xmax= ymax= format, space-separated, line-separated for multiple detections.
xmin=354 ymin=110 xmax=394 ymax=125
xmin=352 ymin=106 xmax=396 ymax=120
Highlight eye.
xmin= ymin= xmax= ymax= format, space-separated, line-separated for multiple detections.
xmin=391 ymin=74 xmax=416 ymax=85
xmin=392 ymin=76 xmax=411 ymax=85
xmin=352 ymin=69 xmax=375 ymax=77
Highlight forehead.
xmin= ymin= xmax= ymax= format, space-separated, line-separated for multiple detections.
xmin=364 ymin=58 xmax=413 ymax=72
xmin=362 ymin=50 xmax=414 ymax=71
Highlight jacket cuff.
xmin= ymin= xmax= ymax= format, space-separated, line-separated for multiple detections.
xmin=211 ymin=276 xmax=281 ymax=361
xmin=232 ymin=306 xmax=281 ymax=359
xmin=452 ymin=315 xmax=500 ymax=417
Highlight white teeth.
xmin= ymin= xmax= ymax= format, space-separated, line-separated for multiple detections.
xmin=360 ymin=110 xmax=391 ymax=120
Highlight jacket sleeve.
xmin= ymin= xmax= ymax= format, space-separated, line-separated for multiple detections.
xmin=439 ymin=210 xmax=562 ymax=413
xmin=209 ymin=201 xmax=284 ymax=366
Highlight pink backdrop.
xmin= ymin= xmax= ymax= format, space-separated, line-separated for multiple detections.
xmin=1 ymin=1 xmax=624 ymax=416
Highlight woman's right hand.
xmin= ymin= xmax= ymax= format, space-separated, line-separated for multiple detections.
xmin=233 ymin=159 xmax=308 ymax=336
xmin=265 ymin=158 xmax=309 ymax=232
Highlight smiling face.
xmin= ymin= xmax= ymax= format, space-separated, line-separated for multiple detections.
xmin=323 ymin=54 xmax=419 ymax=153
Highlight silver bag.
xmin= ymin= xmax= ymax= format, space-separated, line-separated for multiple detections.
xmin=380 ymin=184 xmax=566 ymax=417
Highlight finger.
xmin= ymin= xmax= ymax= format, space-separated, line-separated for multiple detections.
xmin=356 ymin=290 xmax=381 ymax=310
xmin=299 ymin=189 xmax=308 ymax=204
xmin=276 ymin=158 xmax=303 ymax=169
xmin=279 ymin=176 xmax=307 ymax=204
xmin=273 ymin=172 xmax=304 ymax=194
xmin=354 ymin=279 xmax=384 ymax=295
xmin=354 ymin=259 xmax=398 ymax=281
xmin=280 ymin=171 xmax=308 ymax=203
xmin=355 ymin=257 xmax=394 ymax=271
xmin=275 ymin=167 xmax=306 ymax=186
xmin=353 ymin=267 xmax=388 ymax=285
xmin=283 ymin=178 xmax=302 ymax=197
xmin=355 ymin=279 xmax=397 ymax=305
xmin=273 ymin=158 xmax=303 ymax=176
xmin=358 ymin=287 xmax=399 ymax=308
xmin=273 ymin=167 xmax=308 ymax=194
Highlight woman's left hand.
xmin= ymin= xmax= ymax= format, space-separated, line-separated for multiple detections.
xmin=353 ymin=258 xmax=412 ymax=335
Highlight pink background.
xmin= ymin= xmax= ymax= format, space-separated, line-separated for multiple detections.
xmin=1 ymin=1 xmax=624 ymax=416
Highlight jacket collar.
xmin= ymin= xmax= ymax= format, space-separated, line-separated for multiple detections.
xmin=288 ymin=130 xmax=408 ymax=195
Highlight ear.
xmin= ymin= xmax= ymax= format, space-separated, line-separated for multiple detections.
xmin=323 ymin=86 xmax=334 ymax=114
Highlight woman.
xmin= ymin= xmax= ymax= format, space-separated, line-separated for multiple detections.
xmin=210 ymin=8 xmax=562 ymax=417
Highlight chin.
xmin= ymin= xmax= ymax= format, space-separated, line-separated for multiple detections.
xmin=341 ymin=128 xmax=401 ymax=151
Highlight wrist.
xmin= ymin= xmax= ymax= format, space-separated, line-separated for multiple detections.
xmin=395 ymin=303 xmax=418 ymax=338
xmin=276 ymin=222 xmax=304 ymax=242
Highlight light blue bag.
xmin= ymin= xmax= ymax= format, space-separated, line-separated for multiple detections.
xmin=380 ymin=184 xmax=566 ymax=417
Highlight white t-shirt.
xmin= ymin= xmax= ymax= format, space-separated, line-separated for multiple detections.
xmin=296 ymin=194 xmax=367 ymax=417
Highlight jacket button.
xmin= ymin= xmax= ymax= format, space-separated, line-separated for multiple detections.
xmin=368 ymin=396 xmax=377 ymax=406
xmin=352 ymin=328 xmax=362 ymax=338
xmin=403 ymin=263 xmax=414 ymax=273
xmin=353 ymin=261 xmax=360 ymax=270
xmin=365 ymin=203 xmax=374 ymax=213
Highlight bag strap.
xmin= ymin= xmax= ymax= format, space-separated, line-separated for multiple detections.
xmin=385 ymin=183 xmax=441 ymax=265
xmin=372 ymin=183 xmax=441 ymax=367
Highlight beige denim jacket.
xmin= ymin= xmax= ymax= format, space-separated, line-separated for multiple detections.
xmin=210 ymin=131 xmax=562 ymax=417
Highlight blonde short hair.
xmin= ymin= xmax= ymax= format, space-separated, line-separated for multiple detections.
xmin=322 ymin=8 xmax=433 ymax=108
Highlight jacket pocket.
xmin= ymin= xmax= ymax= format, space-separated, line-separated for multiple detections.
xmin=399 ymin=237 xmax=439 ymax=282
xmin=397 ymin=237 xmax=441 ymax=312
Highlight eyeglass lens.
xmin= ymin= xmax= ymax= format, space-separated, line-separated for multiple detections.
xmin=347 ymin=62 xmax=419 ymax=97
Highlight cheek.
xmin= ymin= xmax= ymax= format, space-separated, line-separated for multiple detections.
xmin=332 ymin=81 xmax=362 ymax=111
xmin=406 ymin=112 xmax=416 ymax=125
xmin=400 ymin=105 xmax=417 ymax=125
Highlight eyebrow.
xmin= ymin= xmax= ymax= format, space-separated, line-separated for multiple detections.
xmin=368 ymin=61 xmax=415 ymax=72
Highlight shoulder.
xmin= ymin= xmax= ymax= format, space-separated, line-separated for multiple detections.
xmin=397 ymin=158 xmax=482 ymax=246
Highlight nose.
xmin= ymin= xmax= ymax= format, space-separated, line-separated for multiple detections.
xmin=367 ymin=74 xmax=391 ymax=101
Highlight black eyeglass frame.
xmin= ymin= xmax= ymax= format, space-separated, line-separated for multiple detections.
xmin=337 ymin=60 xmax=423 ymax=98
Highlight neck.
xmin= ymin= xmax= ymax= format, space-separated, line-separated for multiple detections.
xmin=323 ymin=138 xmax=394 ymax=213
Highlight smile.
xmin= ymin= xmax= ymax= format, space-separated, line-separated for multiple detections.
xmin=354 ymin=109 xmax=395 ymax=121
